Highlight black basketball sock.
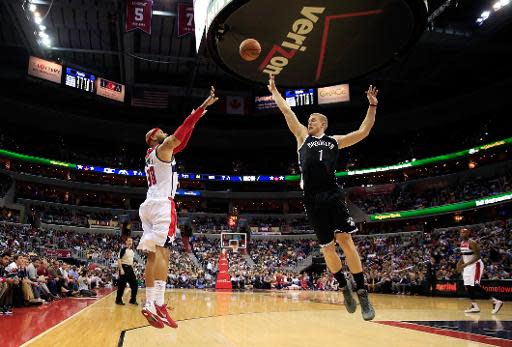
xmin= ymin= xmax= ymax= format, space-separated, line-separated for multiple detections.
xmin=333 ymin=270 xmax=347 ymax=288
xmin=352 ymin=272 xmax=366 ymax=291
xmin=466 ymin=285 xmax=477 ymax=300
xmin=474 ymin=284 xmax=491 ymax=300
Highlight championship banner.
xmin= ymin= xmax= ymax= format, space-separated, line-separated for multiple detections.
xmin=125 ymin=0 xmax=153 ymax=34
xmin=177 ymin=3 xmax=195 ymax=37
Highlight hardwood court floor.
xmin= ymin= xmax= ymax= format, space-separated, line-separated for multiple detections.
xmin=22 ymin=290 xmax=512 ymax=347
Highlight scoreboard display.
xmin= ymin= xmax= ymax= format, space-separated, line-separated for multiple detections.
xmin=65 ymin=68 xmax=95 ymax=92
xmin=285 ymin=89 xmax=315 ymax=107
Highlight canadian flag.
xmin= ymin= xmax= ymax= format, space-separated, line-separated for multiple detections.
xmin=226 ymin=96 xmax=245 ymax=115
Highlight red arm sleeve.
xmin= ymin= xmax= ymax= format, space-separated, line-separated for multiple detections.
xmin=173 ymin=107 xmax=205 ymax=142
xmin=172 ymin=127 xmax=193 ymax=154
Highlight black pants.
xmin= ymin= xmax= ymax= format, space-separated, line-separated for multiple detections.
xmin=116 ymin=265 xmax=138 ymax=303
xmin=426 ymin=277 xmax=437 ymax=296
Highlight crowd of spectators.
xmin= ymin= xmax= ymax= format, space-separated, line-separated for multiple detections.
xmin=351 ymin=173 xmax=511 ymax=214
xmin=0 ymin=249 xmax=112 ymax=315
xmin=1 ymin=217 xmax=511 ymax=316
xmin=361 ymin=221 xmax=511 ymax=294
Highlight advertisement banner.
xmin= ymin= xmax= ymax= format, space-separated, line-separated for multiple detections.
xmin=318 ymin=84 xmax=350 ymax=104
xmin=435 ymin=280 xmax=512 ymax=300
xmin=27 ymin=56 xmax=62 ymax=84
xmin=254 ymin=95 xmax=278 ymax=111
xmin=177 ymin=3 xmax=195 ymax=37
xmin=95 ymin=77 xmax=125 ymax=102
xmin=126 ymin=0 xmax=153 ymax=34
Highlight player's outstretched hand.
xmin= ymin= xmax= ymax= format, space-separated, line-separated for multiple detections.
xmin=201 ymin=86 xmax=219 ymax=109
xmin=366 ymin=85 xmax=379 ymax=105
xmin=267 ymin=75 xmax=277 ymax=94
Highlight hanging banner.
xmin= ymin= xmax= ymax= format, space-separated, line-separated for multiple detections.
xmin=177 ymin=3 xmax=195 ymax=37
xmin=126 ymin=0 xmax=153 ymax=34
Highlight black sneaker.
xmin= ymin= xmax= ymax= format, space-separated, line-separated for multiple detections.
xmin=0 ymin=306 xmax=4 ymax=315
xmin=356 ymin=289 xmax=375 ymax=321
xmin=115 ymin=301 xmax=125 ymax=306
xmin=129 ymin=300 xmax=139 ymax=306
xmin=341 ymin=285 xmax=357 ymax=314
xmin=4 ymin=306 xmax=13 ymax=315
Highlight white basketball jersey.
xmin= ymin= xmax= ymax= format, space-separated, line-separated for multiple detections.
xmin=460 ymin=240 xmax=475 ymax=263
xmin=144 ymin=146 xmax=178 ymax=199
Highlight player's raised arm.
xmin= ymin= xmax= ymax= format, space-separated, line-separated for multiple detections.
xmin=268 ymin=75 xmax=307 ymax=143
xmin=333 ymin=85 xmax=378 ymax=149
xmin=158 ymin=86 xmax=219 ymax=161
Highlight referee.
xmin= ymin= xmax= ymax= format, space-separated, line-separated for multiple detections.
xmin=116 ymin=237 xmax=138 ymax=305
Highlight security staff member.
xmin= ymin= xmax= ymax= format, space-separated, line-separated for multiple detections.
xmin=116 ymin=238 xmax=138 ymax=305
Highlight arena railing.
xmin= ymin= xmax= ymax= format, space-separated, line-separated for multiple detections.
xmin=1 ymin=136 xmax=511 ymax=182
xmin=14 ymin=189 xmax=512 ymax=226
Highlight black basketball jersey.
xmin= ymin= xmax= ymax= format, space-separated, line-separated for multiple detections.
xmin=298 ymin=135 xmax=339 ymax=193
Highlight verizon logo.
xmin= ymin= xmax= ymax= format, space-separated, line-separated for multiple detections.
xmin=259 ymin=7 xmax=325 ymax=76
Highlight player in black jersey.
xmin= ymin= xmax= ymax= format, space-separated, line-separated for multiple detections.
xmin=268 ymin=75 xmax=378 ymax=320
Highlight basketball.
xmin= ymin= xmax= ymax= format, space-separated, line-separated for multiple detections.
xmin=239 ymin=38 xmax=261 ymax=62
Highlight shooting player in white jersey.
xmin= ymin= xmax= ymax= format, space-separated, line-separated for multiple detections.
xmin=138 ymin=87 xmax=218 ymax=329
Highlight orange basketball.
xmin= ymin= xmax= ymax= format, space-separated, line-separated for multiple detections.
xmin=239 ymin=39 xmax=261 ymax=62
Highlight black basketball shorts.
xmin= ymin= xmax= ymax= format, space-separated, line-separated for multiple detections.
xmin=304 ymin=189 xmax=358 ymax=246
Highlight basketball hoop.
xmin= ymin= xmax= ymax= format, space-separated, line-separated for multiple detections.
xmin=221 ymin=232 xmax=246 ymax=254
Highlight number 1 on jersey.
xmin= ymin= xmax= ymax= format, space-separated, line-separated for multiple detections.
xmin=146 ymin=166 xmax=157 ymax=186
xmin=319 ymin=150 xmax=323 ymax=161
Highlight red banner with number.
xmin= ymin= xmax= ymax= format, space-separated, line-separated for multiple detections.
xmin=177 ymin=3 xmax=194 ymax=37
xmin=126 ymin=0 xmax=153 ymax=34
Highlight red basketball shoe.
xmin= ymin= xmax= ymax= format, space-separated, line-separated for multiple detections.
xmin=155 ymin=304 xmax=178 ymax=328
xmin=141 ymin=303 xmax=165 ymax=329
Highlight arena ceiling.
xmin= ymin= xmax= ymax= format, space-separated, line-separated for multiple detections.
xmin=0 ymin=0 xmax=511 ymax=132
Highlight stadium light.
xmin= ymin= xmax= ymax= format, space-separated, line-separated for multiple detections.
xmin=29 ymin=4 xmax=37 ymax=12
xmin=34 ymin=16 xmax=42 ymax=24
xmin=38 ymin=31 xmax=48 ymax=38
xmin=477 ymin=0 xmax=510 ymax=25
xmin=41 ymin=37 xmax=51 ymax=47
xmin=39 ymin=25 xmax=46 ymax=31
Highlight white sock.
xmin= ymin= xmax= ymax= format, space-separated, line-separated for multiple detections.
xmin=154 ymin=280 xmax=166 ymax=306
xmin=145 ymin=287 xmax=155 ymax=306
